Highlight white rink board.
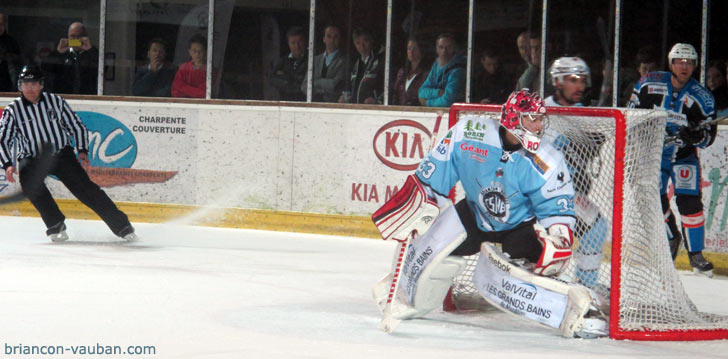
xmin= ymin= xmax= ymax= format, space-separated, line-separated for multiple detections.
xmin=3 ymin=96 xmax=728 ymax=251
xmin=0 ymin=98 xmax=443 ymax=216
xmin=690 ymin=129 xmax=728 ymax=252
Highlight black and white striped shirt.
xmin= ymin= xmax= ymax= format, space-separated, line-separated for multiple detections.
xmin=0 ymin=92 xmax=88 ymax=169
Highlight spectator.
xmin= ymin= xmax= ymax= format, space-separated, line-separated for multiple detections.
xmin=391 ymin=36 xmax=428 ymax=106
xmin=418 ymin=33 xmax=466 ymax=107
xmin=302 ymin=25 xmax=345 ymax=103
xmin=269 ymin=26 xmax=307 ymax=101
xmin=341 ymin=27 xmax=383 ymax=104
xmin=517 ymin=31 xmax=530 ymax=65
xmin=514 ymin=31 xmax=530 ymax=77
xmin=472 ymin=48 xmax=509 ymax=104
xmin=42 ymin=22 xmax=98 ymax=95
xmin=516 ymin=33 xmax=541 ymax=93
xmin=132 ymin=38 xmax=176 ymax=97
xmin=0 ymin=13 xmax=21 ymax=92
xmin=171 ymin=34 xmax=210 ymax=98
xmin=619 ymin=45 xmax=658 ymax=106
xmin=706 ymin=60 xmax=728 ymax=113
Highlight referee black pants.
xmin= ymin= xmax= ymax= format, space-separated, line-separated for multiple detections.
xmin=19 ymin=146 xmax=131 ymax=236
xmin=450 ymin=200 xmax=543 ymax=263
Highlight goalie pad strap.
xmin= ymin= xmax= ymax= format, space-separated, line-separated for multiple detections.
xmin=372 ymin=174 xmax=440 ymax=242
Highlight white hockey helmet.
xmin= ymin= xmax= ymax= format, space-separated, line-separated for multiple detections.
xmin=549 ymin=56 xmax=591 ymax=87
xmin=668 ymin=43 xmax=698 ymax=64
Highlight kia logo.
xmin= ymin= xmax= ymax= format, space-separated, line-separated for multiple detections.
xmin=373 ymin=119 xmax=433 ymax=171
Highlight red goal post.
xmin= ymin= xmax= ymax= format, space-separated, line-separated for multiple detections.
xmin=445 ymin=103 xmax=728 ymax=341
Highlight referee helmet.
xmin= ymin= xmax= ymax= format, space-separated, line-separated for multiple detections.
xmin=18 ymin=65 xmax=45 ymax=86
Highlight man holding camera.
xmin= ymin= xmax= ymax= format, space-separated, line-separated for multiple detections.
xmin=42 ymin=22 xmax=98 ymax=95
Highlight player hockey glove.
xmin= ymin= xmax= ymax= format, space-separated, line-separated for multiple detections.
xmin=678 ymin=126 xmax=708 ymax=146
xmin=533 ymin=223 xmax=573 ymax=276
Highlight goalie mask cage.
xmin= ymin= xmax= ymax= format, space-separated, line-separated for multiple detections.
xmin=445 ymin=103 xmax=728 ymax=341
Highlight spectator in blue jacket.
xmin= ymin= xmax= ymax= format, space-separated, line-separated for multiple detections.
xmin=418 ymin=33 xmax=466 ymax=107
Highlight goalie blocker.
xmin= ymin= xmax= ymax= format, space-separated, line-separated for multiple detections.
xmin=372 ymin=175 xmax=603 ymax=337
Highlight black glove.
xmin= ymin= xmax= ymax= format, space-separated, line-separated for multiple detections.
xmin=678 ymin=127 xmax=708 ymax=145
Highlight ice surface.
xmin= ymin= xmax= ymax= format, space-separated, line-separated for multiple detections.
xmin=1 ymin=215 xmax=727 ymax=358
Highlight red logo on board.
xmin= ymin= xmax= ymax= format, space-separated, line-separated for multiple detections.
xmin=373 ymin=120 xmax=433 ymax=171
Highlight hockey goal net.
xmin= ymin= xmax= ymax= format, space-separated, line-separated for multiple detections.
xmin=445 ymin=103 xmax=728 ymax=341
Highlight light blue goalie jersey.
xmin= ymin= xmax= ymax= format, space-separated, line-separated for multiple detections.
xmin=415 ymin=114 xmax=576 ymax=233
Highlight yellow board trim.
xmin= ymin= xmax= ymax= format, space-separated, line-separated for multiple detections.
xmin=0 ymin=199 xmax=381 ymax=238
xmin=1 ymin=199 xmax=726 ymax=276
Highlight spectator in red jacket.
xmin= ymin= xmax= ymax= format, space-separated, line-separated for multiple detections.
xmin=171 ymin=34 xmax=208 ymax=98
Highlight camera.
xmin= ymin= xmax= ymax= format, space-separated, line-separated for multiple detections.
xmin=68 ymin=38 xmax=82 ymax=47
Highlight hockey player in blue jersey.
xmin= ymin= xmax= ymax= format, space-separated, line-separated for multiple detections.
xmin=546 ymin=57 xmax=609 ymax=288
xmin=371 ymin=90 xmax=607 ymax=338
xmin=628 ymin=43 xmax=716 ymax=277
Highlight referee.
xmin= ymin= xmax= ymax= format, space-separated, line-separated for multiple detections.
xmin=0 ymin=65 xmax=137 ymax=241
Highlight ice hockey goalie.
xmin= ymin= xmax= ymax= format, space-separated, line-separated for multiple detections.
xmin=371 ymin=90 xmax=608 ymax=338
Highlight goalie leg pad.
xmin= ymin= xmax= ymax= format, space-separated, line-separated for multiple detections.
xmin=473 ymin=243 xmax=608 ymax=338
xmin=406 ymin=256 xmax=467 ymax=319
xmin=372 ymin=203 xmax=466 ymax=322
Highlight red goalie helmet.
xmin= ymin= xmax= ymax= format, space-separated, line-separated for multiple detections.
xmin=500 ymin=89 xmax=548 ymax=153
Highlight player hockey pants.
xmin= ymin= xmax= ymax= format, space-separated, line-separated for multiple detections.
xmin=19 ymin=146 xmax=132 ymax=236
xmin=450 ymin=200 xmax=542 ymax=263
xmin=660 ymin=150 xmax=705 ymax=253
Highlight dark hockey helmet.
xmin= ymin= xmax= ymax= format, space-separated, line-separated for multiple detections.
xmin=500 ymin=89 xmax=548 ymax=153
xmin=17 ymin=65 xmax=45 ymax=87
xmin=19 ymin=65 xmax=45 ymax=81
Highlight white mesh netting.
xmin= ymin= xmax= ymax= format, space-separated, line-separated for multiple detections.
xmin=447 ymin=106 xmax=728 ymax=339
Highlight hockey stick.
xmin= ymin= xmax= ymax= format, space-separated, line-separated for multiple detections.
xmin=378 ymin=111 xmax=444 ymax=333
xmin=0 ymin=144 xmax=57 ymax=205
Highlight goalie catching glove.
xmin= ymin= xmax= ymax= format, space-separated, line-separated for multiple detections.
xmin=534 ymin=223 xmax=573 ymax=276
